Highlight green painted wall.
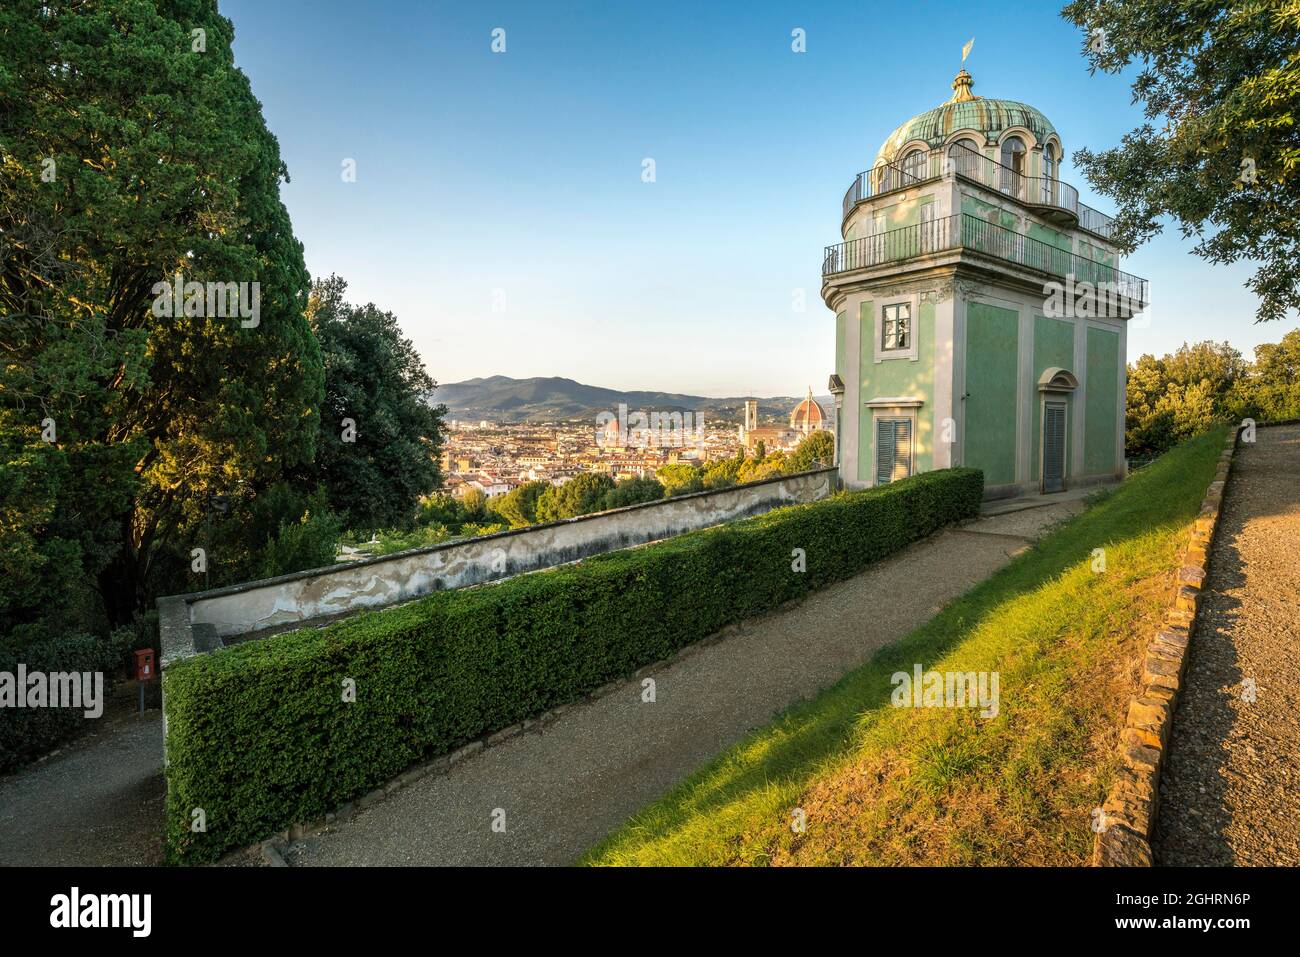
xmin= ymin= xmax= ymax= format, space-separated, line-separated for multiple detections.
xmin=961 ymin=194 xmax=1019 ymax=232
xmin=963 ymin=302 xmax=1019 ymax=486
xmin=1079 ymin=238 xmax=1115 ymax=268
xmin=1027 ymin=221 xmax=1070 ymax=251
xmin=887 ymin=194 xmax=933 ymax=229
xmin=857 ymin=298 xmax=935 ymax=483
xmin=1031 ymin=315 xmax=1076 ymax=479
xmin=861 ymin=195 xmax=936 ymax=236
xmin=1085 ymin=326 xmax=1121 ymax=475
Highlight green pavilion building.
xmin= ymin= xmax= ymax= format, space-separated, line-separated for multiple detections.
xmin=822 ymin=69 xmax=1147 ymax=498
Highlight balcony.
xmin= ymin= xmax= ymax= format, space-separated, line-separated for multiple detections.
xmin=822 ymin=212 xmax=1148 ymax=307
xmin=841 ymin=142 xmax=1116 ymax=240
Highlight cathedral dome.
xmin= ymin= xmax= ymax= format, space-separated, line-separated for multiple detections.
xmin=790 ymin=387 xmax=825 ymax=433
xmin=874 ymin=70 xmax=1058 ymax=166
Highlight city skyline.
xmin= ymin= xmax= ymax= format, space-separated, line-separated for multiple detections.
xmin=223 ymin=0 xmax=1293 ymax=397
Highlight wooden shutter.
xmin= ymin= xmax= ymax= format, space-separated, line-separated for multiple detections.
xmin=875 ymin=419 xmax=895 ymax=486
xmin=876 ymin=418 xmax=912 ymax=485
xmin=892 ymin=418 xmax=912 ymax=481
xmin=1043 ymin=403 xmax=1066 ymax=492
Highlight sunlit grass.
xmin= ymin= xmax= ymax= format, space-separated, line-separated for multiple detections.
xmin=583 ymin=428 xmax=1225 ymax=866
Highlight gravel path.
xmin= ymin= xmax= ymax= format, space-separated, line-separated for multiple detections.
xmin=0 ymin=705 xmax=165 ymax=867
xmin=1155 ymin=424 xmax=1300 ymax=865
xmin=288 ymin=500 xmax=1082 ymax=866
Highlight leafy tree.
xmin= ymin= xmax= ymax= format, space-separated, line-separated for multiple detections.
xmin=490 ymin=480 xmax=550 ymax=527
xmin=1126 ymin=342 xmax=1247 ymax=454
xmin=459 ymin=487 xmax=488 ymax=522
xmin=416 ymin=492 xmax=471 ymax=528
xmin=738 ymin=450 xmax=788 ymax=483
xmin=535 ymin=473 xmax=615 ymax=522
xmin=787 ymin=430 xmax=836 ymax=471
xmin=603 ymin=477 xmax=665 ymax=509
xmin=1063 ymin=0 xmax=1300 ymax=322
xmin=307 ymin=275 xmax=444 ymax=533
xmin=0 ymin=427 xmax=109 ymax=643
xmin=656 ymin=463 xmax=703 ymax=497
xmin=1 ymin=0 xmax=323 ymax=629
xmin=702 ymin=451 xmax=746 ymax=489
xmin=1235 ymin=329 xmax=1300 ymax=421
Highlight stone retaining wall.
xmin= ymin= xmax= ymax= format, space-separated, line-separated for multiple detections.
xmin=158 ymin=467 xmax=836 ymax=666
xmin=1092 ymin=427 xmax=1240 ymax=866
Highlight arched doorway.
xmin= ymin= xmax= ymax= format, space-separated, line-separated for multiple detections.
xmin=1037 ymin=368 xmax=1078 ymax=493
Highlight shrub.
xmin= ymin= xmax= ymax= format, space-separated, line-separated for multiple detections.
xmin=372 ymin=523 xmax=453 ymax=556
xmin=162 ymin=467 xmax=983 ymax=861
xmin=253 ymin=499 xmax=342 ymax=580
xmin=0 ymin=630 xmax=122 ymax=772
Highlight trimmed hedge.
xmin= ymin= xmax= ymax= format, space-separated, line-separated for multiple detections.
xmin=163 ymin=467 xmax=983 ymax=861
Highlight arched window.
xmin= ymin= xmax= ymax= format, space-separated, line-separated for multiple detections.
xmin=946 ymin=138 xmax=980 ymax=178
xmin=873 ymin=162 xmax=892 ymax=195
xmin=999 ymin=135 xmax=1026 ymax=196
xmin=901 ymin=149 xmax=926 ymax=184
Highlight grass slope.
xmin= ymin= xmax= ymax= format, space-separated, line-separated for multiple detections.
xmin=585 ymin=428 xmax=1226 ymax=866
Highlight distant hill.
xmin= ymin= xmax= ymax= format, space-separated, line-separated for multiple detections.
xmin=432 ymin=375 xmax=832 ymax=424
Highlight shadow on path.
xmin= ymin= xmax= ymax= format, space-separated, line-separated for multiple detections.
xmin=1155 ymin=425 xmax=1300 ymax=865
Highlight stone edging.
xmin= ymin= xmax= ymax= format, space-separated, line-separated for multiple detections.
xmin=1091 ymin=426 xmax=1240 ymax=866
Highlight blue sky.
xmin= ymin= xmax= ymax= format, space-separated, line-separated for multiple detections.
xmin=223 ymin=0 xmax=1293 ymax=396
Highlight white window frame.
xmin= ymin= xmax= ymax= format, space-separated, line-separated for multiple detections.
xmin=999 ymin=135 xmax=1026 ymax=197
xmin=881 ymin=303 xmax=910 ymax=351
xmin=902 ymin=149 xmax=926 ymax=184
xmin=874 ymin=293 xmax=920 ymax=363
xmin=946 ymin=137 xmax=981 ymax=178
xmin=871 ymin=411 xmax=917 ymax=487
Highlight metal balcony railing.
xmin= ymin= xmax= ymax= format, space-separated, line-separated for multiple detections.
xmin=821 ymin=212 xmax=1148 ymax=305
xmin=1077 ymin=204 xmax=1116 ymax=239
xmin=841 ymin=142 xmax=1117 ymax=240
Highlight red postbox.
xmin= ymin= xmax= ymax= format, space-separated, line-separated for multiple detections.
xmin=134 ymin=648 xmax=156 ymax=682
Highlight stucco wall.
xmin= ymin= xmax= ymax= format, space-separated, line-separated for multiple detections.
xmin=1085 ymin=326 xmax=1121 ymax=475
xmin=857 ymin=297 xmax=937 ymax=483
xmin=1032 ymin=314 xmax=1078 ymax=476
xmin=159 ymin=467 xmax=837 ymax=665
xmin=964 ymin=300 xmax=1020 ymax=486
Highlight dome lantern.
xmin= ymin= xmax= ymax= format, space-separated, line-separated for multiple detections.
xmin=949 ymin=68 xmax=977 ymax=103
